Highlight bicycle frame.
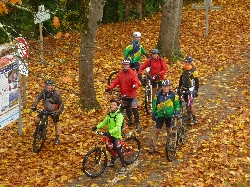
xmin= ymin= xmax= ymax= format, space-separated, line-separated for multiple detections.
xmin=98 ymin=131 xmax=133 ymax=157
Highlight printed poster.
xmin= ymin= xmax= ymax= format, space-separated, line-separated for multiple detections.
xmin=0 ymin=55 xmax=19 ymax=128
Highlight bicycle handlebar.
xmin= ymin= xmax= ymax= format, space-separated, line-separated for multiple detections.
xmin=33 ymin=109 xmax=56 ymax=116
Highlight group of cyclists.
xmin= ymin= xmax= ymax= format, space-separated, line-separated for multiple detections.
xmin=31 ymin=31 xmax=199 ymax=174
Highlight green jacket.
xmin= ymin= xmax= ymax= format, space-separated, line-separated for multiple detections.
xmin=96 ymin=109 xmax=124 ymax=139
xmin=124 ymin=39 xmax=148 ymax=63
xmin=152 ymin=90 xmax=180 ymax=118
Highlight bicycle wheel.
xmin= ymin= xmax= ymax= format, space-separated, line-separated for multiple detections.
xmin=122 ymin=137 xmax=140 ymax=165
xmin=166 ymin=131 xmax=178 ymax=162
xmin=32 ymin=123 xmax=46 ymax=153
xmin=82 ymin=148 xmax=107 ymax=178
xmin=180 ymin=123 xmax=189 ymax=144
xmin=144 ymin=73 xmax=152 ymax=114
xmin=108 ymin=70 xmax=119 ymax=85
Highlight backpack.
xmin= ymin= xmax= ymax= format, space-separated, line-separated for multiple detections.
xmin=108 ymin=111 xmax=125 ymax=130
xmin=182 ymin=68 xmax=194 ymax=88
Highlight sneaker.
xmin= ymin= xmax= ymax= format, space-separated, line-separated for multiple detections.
xmin=149 ymin=146 xmax=155 ymax=153
xmin=119 ymin=166 xmax=126 ymax=174
xmin=107 ymin=161 xmax=115 ymax=167
xmin=54 ymin=136 xmax=60 ymax=145
xmin=190 ymin=119 xmax=197 ymax=125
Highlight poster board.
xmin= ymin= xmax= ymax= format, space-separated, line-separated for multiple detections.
xmin=0 ymin=55 xmax=20 ymax=129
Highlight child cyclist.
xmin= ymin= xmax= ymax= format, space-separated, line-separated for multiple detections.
xmin=92 ymin=99 xmax=126 ymax=174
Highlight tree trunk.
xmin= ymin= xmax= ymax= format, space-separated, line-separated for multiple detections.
xmin=79 ymin=0 xmax=105 ymax=109
xmin=157 ymin=0 xmax=183 ymax=58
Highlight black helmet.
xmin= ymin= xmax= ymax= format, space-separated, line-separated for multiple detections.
xmin=44 ymin=79 xmax=55 ymax=85
xmin=162 ymin=79 xmax=171 ymax=86
xmin=110 ymin=98 xmax=120 ymax=105
xmin=150 ymin=49 xmax=159 ymax=54
xmin=184 ymin=56 xmax=193 ymax=63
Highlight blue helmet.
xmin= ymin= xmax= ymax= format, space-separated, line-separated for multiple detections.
xmin=150 ymin=49 xmax=159 ymax=54
xmin=184 ymin=56 xmax=194 ymax=63
xmin=162 ymin=79 xmax=171 ymax=86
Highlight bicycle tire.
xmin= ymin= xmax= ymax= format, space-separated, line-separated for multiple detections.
xmin=108 ymin=70 xmax=119 ymax=85
xmin=166 ymin=131 xmax=178 ymax=162
xmin=144 ymin=73 xmax=153 ymax=114
xmin=122 ymin=136 xmax=140 ymax=165
xmin=180 ymin=123 xmax=189 ymax=144
xmin=82 ymin=148 xmax=107 ymax=178
xmin=32 ymin=123 xmax=46 ymax=153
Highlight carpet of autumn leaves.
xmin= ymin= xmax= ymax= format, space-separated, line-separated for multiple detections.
xmin=0 ymin=0 xmax=250 ymax=186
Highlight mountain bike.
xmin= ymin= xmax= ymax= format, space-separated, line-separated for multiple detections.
xmin=144 ymin=67 xmax=152 ymax=114
xmin=82 ymin=130 xmax=140 ymax=178
xmin=32 ymin=109 xmax=55 ymax=153
xmin=107 ymin=70 xmax=119 ymax=86
xmin=165 ymin=114 xmax=188 ymax=161
xmin=165 ymin=90 xmax=189 ymax=161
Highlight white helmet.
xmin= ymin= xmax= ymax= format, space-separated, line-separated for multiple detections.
xmin=133 ymin=32 xmax=141 ymax=38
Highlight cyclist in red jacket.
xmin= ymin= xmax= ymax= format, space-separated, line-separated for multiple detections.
xmin=106 ymin=59 xmax=141 ymax=132
xmin=138 ymin=49 xmax=167 ymax=98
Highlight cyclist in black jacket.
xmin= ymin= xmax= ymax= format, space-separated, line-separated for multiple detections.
xmin=178 ymin=56 xmax=199 ymax=125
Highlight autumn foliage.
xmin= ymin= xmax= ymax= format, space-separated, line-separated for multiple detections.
xmin=0 ymin=0 xmax=250 ymax=186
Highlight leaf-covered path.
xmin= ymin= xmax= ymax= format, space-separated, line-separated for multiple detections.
xmin=67 ymin=51 xmax=250 ymax=187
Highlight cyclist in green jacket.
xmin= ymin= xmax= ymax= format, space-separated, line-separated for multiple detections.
xmin=124 ymin=32 xmax=149 ymax=72
xmin=92 ymin=99 xmax=126 ymax=174
xmin=149 ymin=80 xmax=180 ymax=153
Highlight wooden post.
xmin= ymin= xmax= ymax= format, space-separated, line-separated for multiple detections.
xmin=192 ymin=0 xmax=221 ymax=37
xmin=38 ymin=7 xmax=44 ymax=64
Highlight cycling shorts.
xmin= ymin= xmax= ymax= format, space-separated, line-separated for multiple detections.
xmin=130 ymin=62 xmax=140 ymax=72
xmin=37 ymin=111 xmax=60 ymax=123
xmin=122 ymin=97 xmax=138 ymax=108
xmin=156 ymin=117 xmax=172 ymax=129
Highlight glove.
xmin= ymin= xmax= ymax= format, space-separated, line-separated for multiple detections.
xmin=138 ymin=74 xmax=142 ymax=80
xmin=103 ymin=132 xmax=110 ymax=137
xmin=174 ymin=111 xmax=180 ymax=116
xmin=152 ymin=113 xmax=156 ymax=121
xmin=51 ymin=112 xmax=58 ymax=118
xmin=155 ymin=74 xmax=160 ymax=79
xmin=31 ymin=106 xmax=37 ymax=111
xmin=105 ymin=88 xmax=111 ymax=93
xmin=132 ymin=85 xmax=136 ymax=89
xmin=194 ymin=88 xmax=199 ymax=97
xmin=92 ymin=126 xmax=97 ymax=131
xmin=176 ymin=88 xmax=181 ymax=96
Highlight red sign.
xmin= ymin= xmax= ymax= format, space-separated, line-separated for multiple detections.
xmin=16 ymin=37 xmax=29 ymax=59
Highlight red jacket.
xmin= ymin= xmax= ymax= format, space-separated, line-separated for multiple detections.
xmin=108 ymin=68 xmax=140 ymax=98
xmin=138 ymin=57 xmax=167 ymax=81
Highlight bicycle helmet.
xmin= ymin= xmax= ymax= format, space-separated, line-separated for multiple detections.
xmin=162 ymin=79 xmax=171 ymax=86
xmin=133 ymin=32 xmax=141 ymax=38
xmin=122 ymin=59 xmax=131 ymax=64
xmin=44 ymin=79 xmax=55 ymax=85
xmin=110 ymin=98 xmax=120 ymax=106
xmin=184 ymin=56 xmax=194 ymax=63
xmin=150 ymin=49 xmax=159 ymax=54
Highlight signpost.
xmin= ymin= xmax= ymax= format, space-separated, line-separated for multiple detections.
xmin=34 ymin=5 xmax=51 ymax=64
xmin=192 ymin=0 xmax=221 ymax=37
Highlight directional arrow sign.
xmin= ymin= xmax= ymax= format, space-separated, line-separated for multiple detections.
xmin=34 ymin=10 xmax=50 ymax=24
